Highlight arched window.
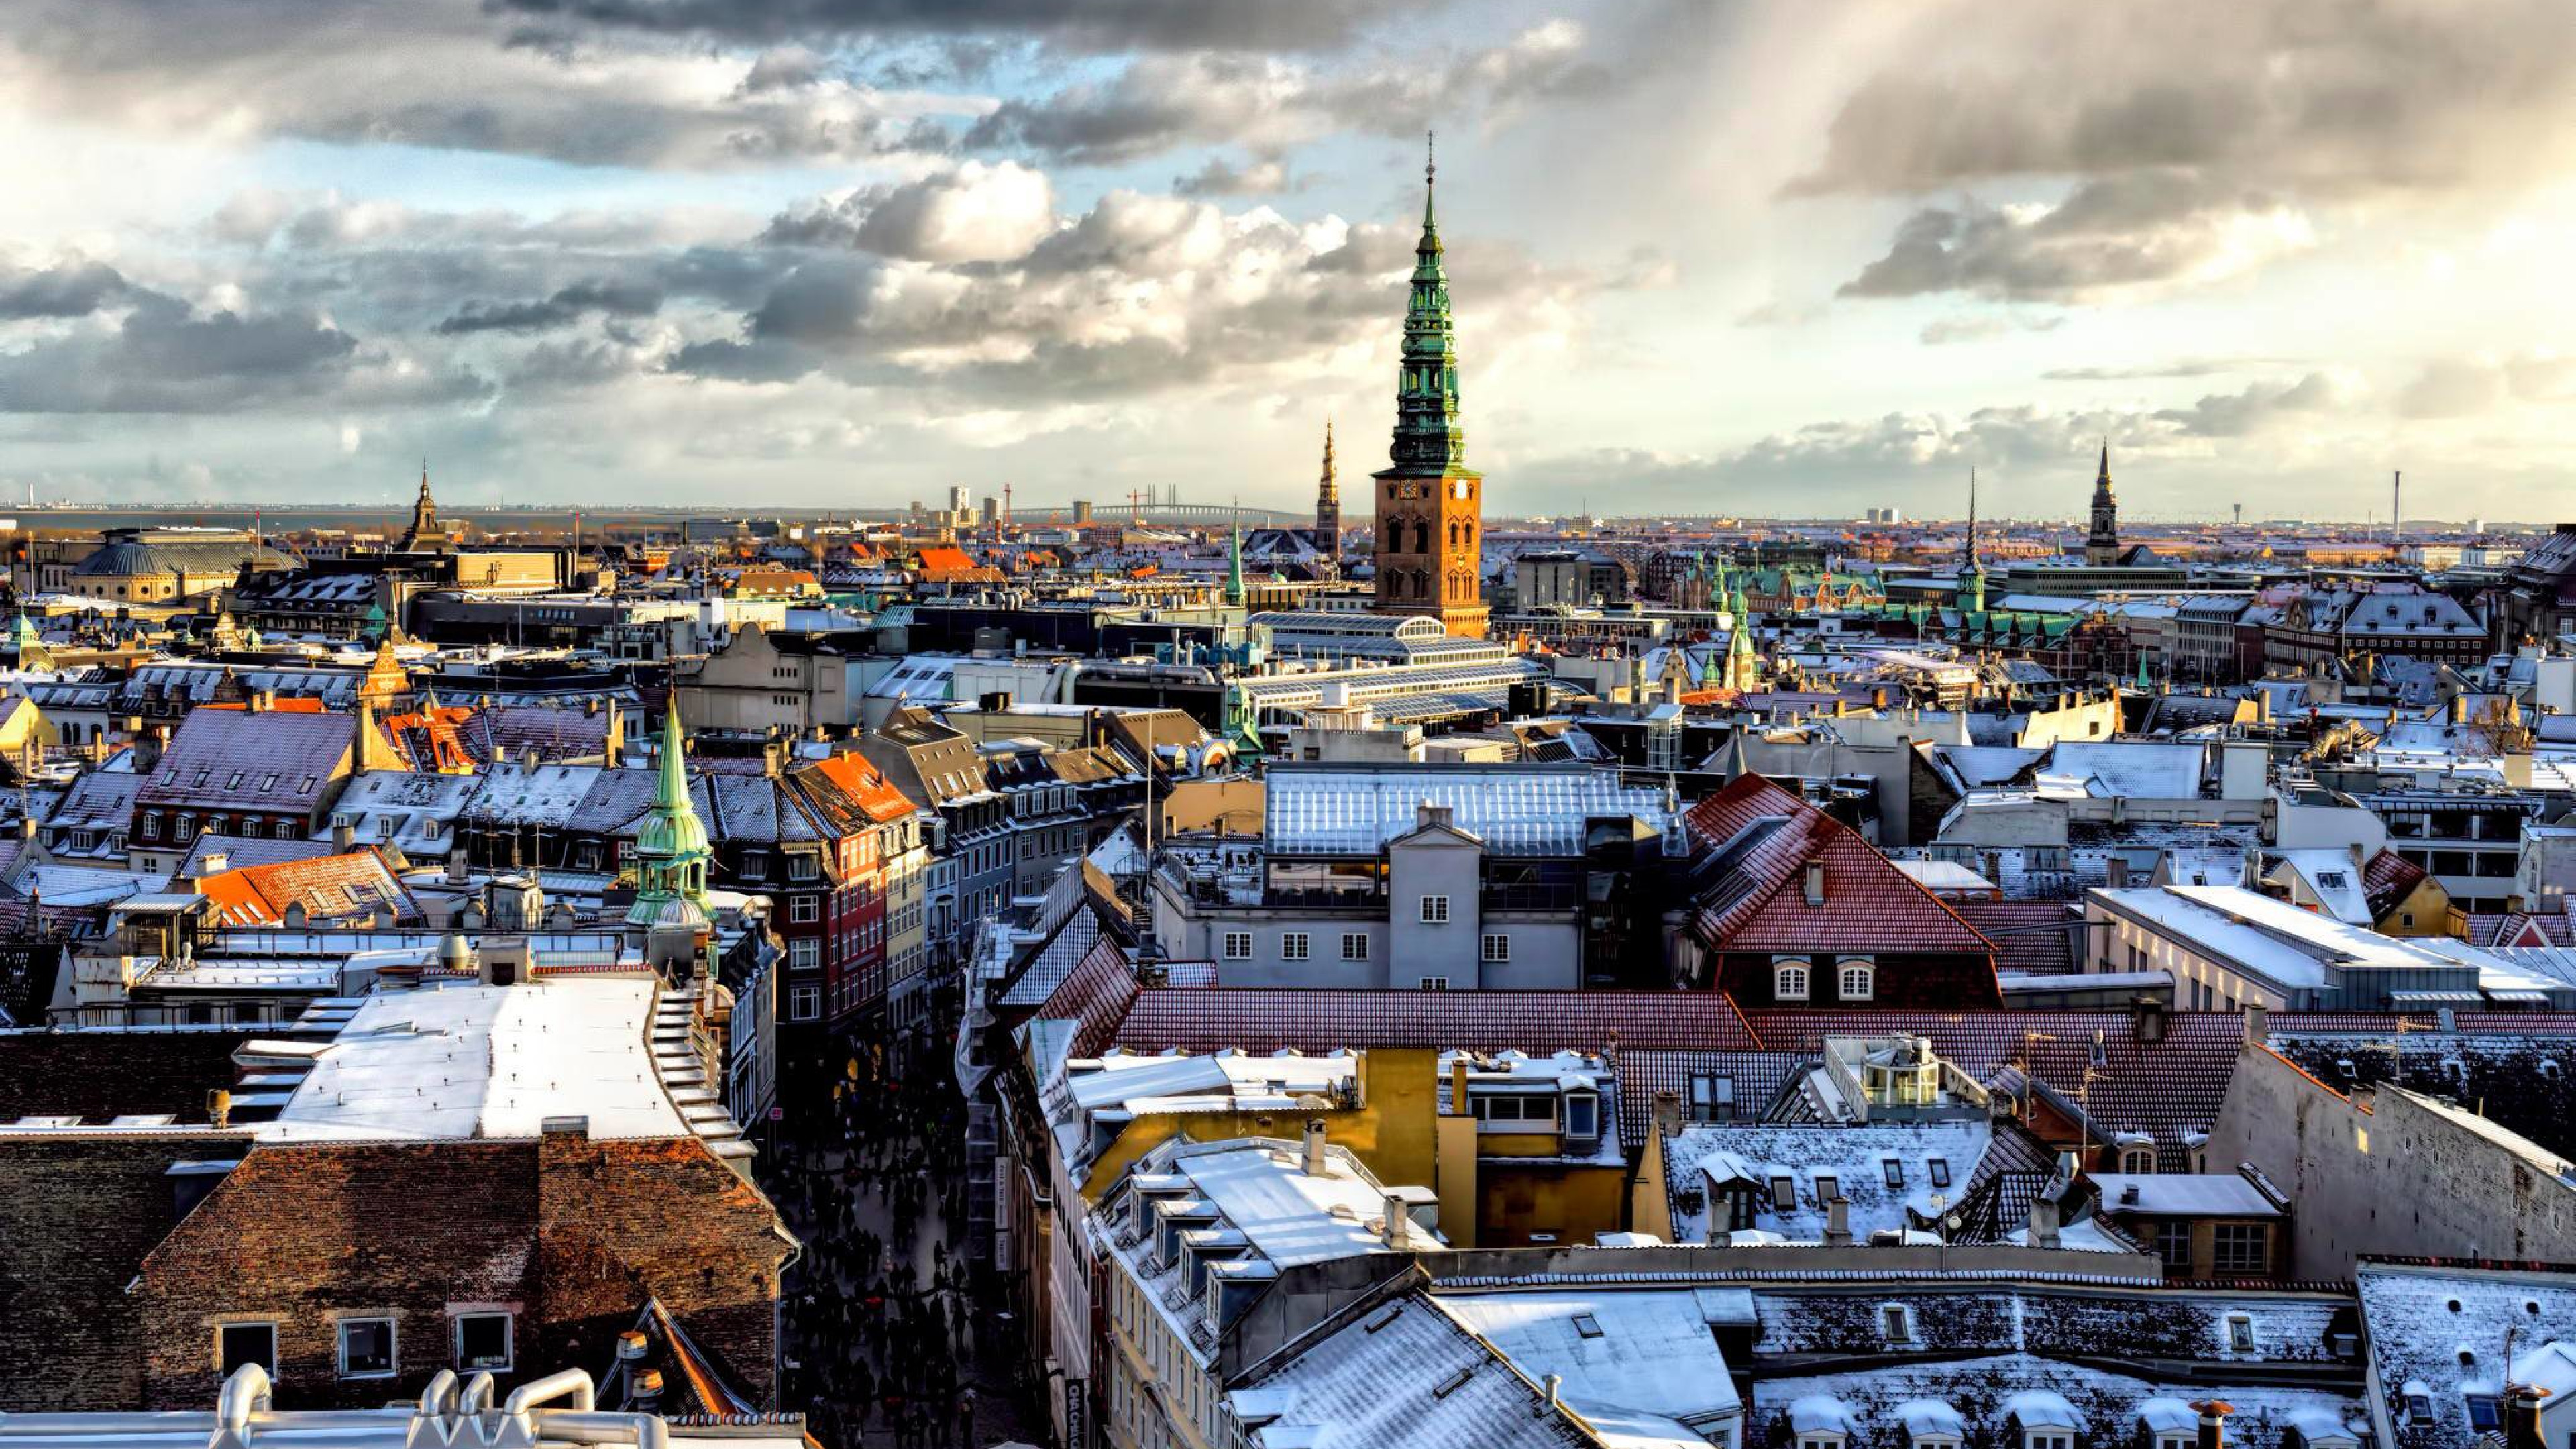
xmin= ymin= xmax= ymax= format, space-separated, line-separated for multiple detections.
xmin=1385 ymin=571 xmax=1405 ymax=599
xmin=1838 ymin=961 xmax=1875 ymax=1002
xmin=1774 ymin=962 xmax=1810 ymax=1001
xmin=1413 ymin=570 xmax=1432 ymax=600
xmin=2120 ymin=1146 xmax=2157 ymax=1173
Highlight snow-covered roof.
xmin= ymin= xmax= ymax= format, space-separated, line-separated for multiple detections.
xmin=1264 ymin=765 xmax=1672 ymax=858
xmin=264 ymin=978 xmax=692 ymax=1142
xmin=2091 ymin=885 xmax=2476 ymax=993
xmin=2089 ymin=1173 xmax=2282 ymax=1218
xmin=1432 ymin=1291 xmax=1739 ymax=1449
xmin=1664 ymin=1120 xmax=2000 ymax=1243
xmin=2034 ymin=741 xmax=2206 ymax=800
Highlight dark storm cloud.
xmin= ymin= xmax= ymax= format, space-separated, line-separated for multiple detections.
xmin=487 ymin=0 xmax=1424 ymax=54
xmin=0 ymin=260 xmax=133 ymax=319
xmin=436 ymin=278 xmax=667 ymax=334
xmin=0 ymin=291 xmax=486 ymax=413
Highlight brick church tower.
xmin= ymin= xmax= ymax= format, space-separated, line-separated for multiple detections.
xmin=1373 ymin=139 xmax=1489 ymax=638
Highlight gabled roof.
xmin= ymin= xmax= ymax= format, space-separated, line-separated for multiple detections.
xmin=1684 ymin=774 xmax=1992 ymax=956
xmin=137 ymin=707 xmax=356 ymax=813
xmin=2362 ymin=848 xmax=2430 ymax=918
xmin=194 ymin=849 xmax=421 ymax=928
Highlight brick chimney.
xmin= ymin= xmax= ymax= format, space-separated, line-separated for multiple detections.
xmin=1823 ymin=1195 xmax=1852 ymax=1246
xmin=2027 ymin=1193 xmax=2062 ymax=1250
xmin=2191 ymin=1400 xmax=2231 ymax=1449
xmin=2506 ymin=1384 xmax=2549 ymax=1449
xmin=1301 ymin=1118 xmax=1328 ymax=1177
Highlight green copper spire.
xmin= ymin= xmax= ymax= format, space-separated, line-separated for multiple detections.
xmin=1225 ymin=502 xmax=1246 ymax=607
xmin=627 ymin=696 xmax=714 ymax=928
xmin=1389 ymin=131 xmax=1464 ymax=473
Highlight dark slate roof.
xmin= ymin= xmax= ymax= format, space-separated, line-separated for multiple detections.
xmin=1952 ymin=900 xmax=2082 ymax=976
xmin=1109 ymin=987 xmax=1764 ymax=1055
xmin=2358 ymin=1261 xmax=2576 ymax=1446
xmin=1745 ymin=1009 xmax=2246 ymax=1152
xmin=136 ymin=708 xmax=354 ymax=813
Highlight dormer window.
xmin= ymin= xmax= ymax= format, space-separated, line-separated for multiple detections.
xmin=1837 ymin=959 xmax=1874 ymax=1001
xmin=1775 ymin=962 xmax=1811 ymax=1001
xmin=1564 ymin=1093 xmax=1599 ymax=1141
xmin=2121 ymin=1146 xmax=2157 ymax=1173
xmin=1880 ymin=1304 xmax=1915 ymax=1342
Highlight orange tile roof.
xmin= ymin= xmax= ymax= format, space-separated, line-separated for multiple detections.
xmin=802 ymin=752 xmax=916 ymax=823
xmin=194 ymin=850 xmax=419 ymax=927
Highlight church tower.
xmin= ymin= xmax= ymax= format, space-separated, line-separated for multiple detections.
xmin=2085 ymin=444 xmax=2119 ymax=567
xmin=398 ymin=464 xmax=451 ymax=552
xmin=627 ymin=698 xmax=714 ymax=932
xmin=1313 ymin=419 xmax=1342 ymax=561
xmin=1372 ymin=137 xmax=1489 ymax=638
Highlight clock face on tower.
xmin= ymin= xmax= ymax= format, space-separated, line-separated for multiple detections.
xmin=1397 ymin=482 xmax=1422 ymax=500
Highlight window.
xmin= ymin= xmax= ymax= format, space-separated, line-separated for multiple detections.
xmin=1814 ymin=1173 xmax=1839 ymax=1204
xmin=1564 ymin=1094 xmax=1598 ymax=1140
xmin=788 ymin=896 xmax=820 ymax=924
xmin=339 ymin=1316 xmax=396 ymax=1378
xmin=787 ymin=938 xmax=820 ymax=969
xmin=2466 ymin=1396 xmax=2500 ymax=1434
xmin=2029 ymin=1436 xmax=2071 ymax=1449
xmin=1688 ymin=1075 xmax=1735 ymax=1122
xmin=1281 ymin=932 xmax=1310 ymax=961
xmin=1880 ymin=1304 xmax=1914 ymax=1342
xmin=789 ymin=854 xmax=820 ymax=881
xmin=1481 ymin=933 xmax=1511 ymax=963
xmin=2156 ymin=1220 xmax=2192 ymax=1271
xmin=1341 ymin=932 xmax=1371 ymax=961
xmin=1838 ymin=961 xmax=1874 ymax=1001
xmin=2213 ymin=1223 xmax=2269 ymax=1275
xmin=217 ymin=1322 xmax=276 ymax=1376
xmin=1417 ymin=977 xmax=1449 ymax=990
xmin=1774 ymin=964 xmax=1810 ymax=1001
xmin=1419 ymin=894 xmax=1450 ymax=924
xmin=455 ymin=1313 xmax=513 ymax=1371
xmin=1770 ymin=1175 xmax=1796 ymax=1210
xmin=1476 ymin=1095 xmax=1554 ymax=1125
xmin=2225 ymin=1313 xmax=2255 ymax=1353
xmin=1882 ymin=1159 xmax=1905 ymax=1190
xmin=788 ymin=984 xmax=821 ymax=1021
xmin=1222 ymin=932 xmax=1253 ymax=960
xmin=2121 ymin=1146 xmax=2157 ymax=1173
xmin=1571 ymin=1313 xmax=1603 ymax=1339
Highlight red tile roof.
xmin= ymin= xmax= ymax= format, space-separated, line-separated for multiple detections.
xmin=195 ymin=849 xmax=419 ymax=927
xmin=1684 ymin=774 xmax=1993 ymax=955
xmin=1951 ymin=899 xmax=2081 ymax=976
xmin=1743 ymin=1007 xmax=2247 ymax=1151
xmin=1107 ymin=987 xmax=1762 ymax=1055
xmin=2363 ymin=849 xmax=2430 ymax=918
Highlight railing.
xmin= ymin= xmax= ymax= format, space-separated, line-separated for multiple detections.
xmin=1479 ymin=884 xmax=1579 ymax=912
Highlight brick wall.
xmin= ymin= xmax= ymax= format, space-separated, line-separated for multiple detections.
xmin=0 ymin=1134 xmax=241 ymax=1411
xmin=127 ymin=1130 xmax=790 ymax=1411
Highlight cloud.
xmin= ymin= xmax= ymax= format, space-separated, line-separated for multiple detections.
xmin=1173 ymin=156 xmax=1295 ymax=197
xmin=0 ymin=259 xmax=133 ymax=319
xmin=762 ymin=161 xmax=1056 ymax=262
xmin=437 ymin=278 xmax=666 ymax=333
xmin=2043 ymin=356 xmax=2304 ymax=381
xmin=0 ymin=1 xmax=968 ymax=169
xmin=0 ymin=290 xmax=486 ymax=414
xmin=679 ymin=186 xmax=1629 ymax=406
xmin=1918 ymin=313 xmax=2064 ymax=346
xmin=488 ymin=0 xmax=1426 ymax=53
xmin=1803 ymin=1 xmax=2576 ymax=304
xmin=1838 ymin=173 xmax=2314 ymax=302
xmin=2154 ymin=370 xmax=2359 ymax=437
xmin=965 ymin=22 xmax=1610 ymax=164
xmin=2398 ymin=353 xmax=2576 ymax=418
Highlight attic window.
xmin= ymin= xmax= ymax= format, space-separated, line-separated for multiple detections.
xmin=1572 ymin=1313 xmax=1603 ymax=1340
xmin=1814 ymin=1174 xmax=1840 ymax=1203
xmin=1882 ymin=1161 xmax=1904 ymax=1190
xmin=1770 ymin=1175 xmax=1796 ymax=1210
xmin=1880 ymin=1305 xmax=1914 ymax=1342
xmin=1927 ymin=1159 xmax=1951 ymax=1188
xmin=1362 ymin=1305 xmax=1403 ymax=1334
xmin=2225 ymin=1313 xmax=2254 ymax=1353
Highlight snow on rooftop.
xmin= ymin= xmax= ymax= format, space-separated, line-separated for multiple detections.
xmin=264 ymin=977 xmax=689 ymax=1142
xmin=2093 ymin=885 xmax=2470 ymax=989
xmin=1432 ymin=1290 xmax=1740 ymax=1446
xmin=1173 ymin=1142 xmax=1431 ymax=1267
xmin=2088 ymin=1173 xmax=2282 ymax=1218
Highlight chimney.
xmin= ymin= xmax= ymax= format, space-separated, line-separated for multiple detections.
xmin=616 ymin=1330 xmax=649 ymax=1365
xmin=1302 ymin=1118 xmax=1328 ymax=1177
xmin=2132 ymin=994 xmax=2168 ymax=1045
xmin=630 ymin=1368 xmax=664 ymax=1415
xmin=2192 ymin=1400 xmax=2232 ymax=1449
xmin=1538 ymin=1374 xmax=1563 ymax=1416
xmin=2027 ymin=1193 xmax=2062 ymax=1249
xmin=2243 ymin=1002 xmax=2268 ymax=1046
xmin=1381 ymin=1192 xmax=1408 ymax=1248
xmin=1451 ymin=1054 xmax=1472 ymax=1116
xmin=1803 ymin=861 xmax=1826 ymax=906
xmin=206 ymin=1089 xmax=232 ymax=1130
xmin=1823 ymin=1195 xmax=1852 ymax=1246
xmin=2506 ymin=1385 xmax=2549 ymax=1449
xmin=331 ymin=814 xmax=356 ymax=853
xmin=2120 ymin=1181 xmax=2142 ymax=1206
xmin=2451 ymin=694 xmax=2470 ymax=725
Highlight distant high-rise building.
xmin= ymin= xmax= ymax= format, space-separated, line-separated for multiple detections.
xmin=1371 ymin=138 xmax=1488 ymax=639
xmin=980 ymin=496 xmax=1000 ymax=527
xmin=1314 ymin=419 xmax=1341 ymax=559
xmin=1071 ymin=498 xmax=1093 ymax=524
xmin=949 ymin=484 xmax=970 ymax=517
xmin=2086 ymin=444 xmax=2120 ymax=566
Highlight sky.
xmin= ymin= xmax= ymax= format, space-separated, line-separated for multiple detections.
xmin=1 ymin=0 xmax=2572 ymax=523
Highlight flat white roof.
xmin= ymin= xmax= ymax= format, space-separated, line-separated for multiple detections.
xmin=264 ymin=978 xmax=688 ymax=1142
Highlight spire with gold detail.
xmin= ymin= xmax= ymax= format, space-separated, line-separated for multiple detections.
xmin=398 ymin=462 xmax=449 ymax=552
xmin=1313 ymin=418 xmax=1341 ymax=559
xmin=2086 ymin=442 xmax=2119 ymax=566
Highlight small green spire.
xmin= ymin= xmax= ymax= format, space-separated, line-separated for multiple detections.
xmin=627 ymin=696 xmax=714 ymax=928
xmin=1224 ymin=503 xmax=1246 ymax=607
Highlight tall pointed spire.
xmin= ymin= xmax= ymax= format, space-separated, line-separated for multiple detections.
xmin=1964 ymin=466 xmax=1988 ymax=615
xmin=1313 ymin=418 xmax=1342 ymax=560
xmin=1224 ymin=499 xmax=1246 ymax=607
xmin=1371 ymin=131 xmax=1486 ymax=637
xmin=2086 ymin=439 xmax=2121 ymax=566
xmin=627 ymin=696 xmax=713 ymax=928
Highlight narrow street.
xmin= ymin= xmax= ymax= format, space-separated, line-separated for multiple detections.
xmin=758 ymin=992 xmax=1038 ymax=1449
